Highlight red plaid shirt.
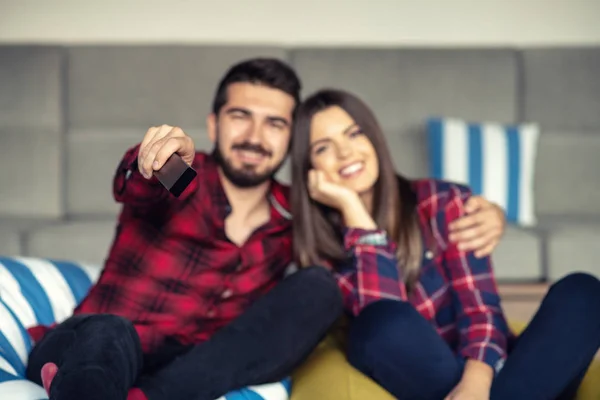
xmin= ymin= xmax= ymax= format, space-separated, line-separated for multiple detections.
xmin=30 ymin=144 xmax=293 ymax=354
xmin=334 ymin=179 xmax=513 ymax=373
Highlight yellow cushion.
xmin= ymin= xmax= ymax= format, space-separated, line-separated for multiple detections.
xmin=291 ymin=334 xmax=394 ymax=400
xmin=291 ymin=321 xmax=600 ymax=399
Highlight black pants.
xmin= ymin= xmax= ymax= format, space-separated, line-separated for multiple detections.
xmin=346 ymin=272 xmax=600 ymax=400
xmin=25 ymin=266 xmax=343 ymax=400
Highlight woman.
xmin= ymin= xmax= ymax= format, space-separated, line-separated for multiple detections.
xmin=290 ymin=88 xmax=600 ymax=400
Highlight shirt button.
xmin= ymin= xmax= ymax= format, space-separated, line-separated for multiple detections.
xmin=207 ymin=309 xmax=216 ymax=318
xmin=221 ymin=289 xmax=233 ymax=299
xmin=425 ymin=250 xmax=434 ymax=260
xmin=236 ymin=264 xmax=243 ymax=272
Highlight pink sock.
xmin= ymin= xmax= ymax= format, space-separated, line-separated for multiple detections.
xmin=41 ymin=362 xmax=58 ymax=394
xmin=127 ymin=388 xmax=148 ymax=400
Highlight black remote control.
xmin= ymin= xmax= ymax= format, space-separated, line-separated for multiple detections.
xmin=154 ymin=153 xmax=197 ymax=197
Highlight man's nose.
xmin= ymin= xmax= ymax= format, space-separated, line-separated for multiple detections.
xmin=244 ymin=120 xmax=265 ymax=143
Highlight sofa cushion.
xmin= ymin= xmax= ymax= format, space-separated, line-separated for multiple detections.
xmin=0 ymin=230 xmax=22 ymax=257
xmin=0 ymin=129 xmax=64 ymax=219
xmin=491 ymin=226 xmax=542 ymax=281
xmin=522 ymin=48 xmax=600 ymax=130
xmin=24 ymin=220 xmax=118 ymax=266
xmin=0 ymin=298 xmax=31 ymax=377
xmin=67 ymin=45 xmax=290 ymax=129
xmin=427 ymin=117 xmax=540 ymax=227
xmin=0 ymin=46 xmax=65 ymax=131
xmin=0 ymin=257 xmax=100 ymax=329
xmin=534 ymin=131 xmax=600 ymax=216
xmin=546 ymin=223 xmax=600 ymax=281
xmin=290 ymin=48 xmax=519 ymax=133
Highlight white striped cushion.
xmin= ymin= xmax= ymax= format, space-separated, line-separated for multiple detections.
xmin=0 ymin=257 xmax=100 ymax=330
xmin=0 ymin=256 xmax=291 ymax=400
xmin=427 ymin=117 xmax=540 ymax=227
xmin=215 ymin=378 xmax=292 ymax=400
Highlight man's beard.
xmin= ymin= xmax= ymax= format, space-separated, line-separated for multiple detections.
xmin=213 ymin=138 xmax=286 ymax=188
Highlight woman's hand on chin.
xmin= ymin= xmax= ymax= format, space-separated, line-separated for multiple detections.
xmin=307 ymin=169 xmax=360 ymax=210
xmin=307 ymin=169 xmax=376 ymax=230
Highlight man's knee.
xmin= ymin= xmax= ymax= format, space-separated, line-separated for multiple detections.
xmin=291 ymin=266 xmax=343 ymax=307
xmin=296 ymin=265 xmax=334 ymax=284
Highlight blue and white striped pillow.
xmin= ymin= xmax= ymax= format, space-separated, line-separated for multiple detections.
xmin=427 ymin=117 xmax=540 ymax=226
xmin=0 ymin=256 xmax=100 ymax=400
xmin=0 ymin=256 xmax=292 ymax=400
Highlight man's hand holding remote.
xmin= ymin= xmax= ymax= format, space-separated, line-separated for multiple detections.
xmin=137 ymin=124 xmax=198 ymax=197
xmin=138 ymin=124 xmax=195 ymax=180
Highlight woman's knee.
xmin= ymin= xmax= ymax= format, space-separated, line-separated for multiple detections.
xmin=547 ymin=272 xmax=600 ymax=313
xmin=347 ymin=300 xmax=460 ymax=398
xmin=351 ymin=300 xmax=416 ymax=339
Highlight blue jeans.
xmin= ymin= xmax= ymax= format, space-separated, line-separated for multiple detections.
xmin=346 ymin=272 xmax=600 ymax=400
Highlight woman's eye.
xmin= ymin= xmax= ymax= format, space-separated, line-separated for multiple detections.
xmin=314 ymin=145 xmax=328 ymax=155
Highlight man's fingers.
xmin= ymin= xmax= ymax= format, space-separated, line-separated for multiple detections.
xmin=449 ymin=211 xmax=485 ymax=232
xmin=139 ymin=125 xmax=184 ymax=178
xmin=140 ymin=127 xmax=159 ymax=154
xmin=138 ymin=127 xmax=159 ymax=175
xmin=457 ymin=228 xmax=500 ymax=252
xmin=142 ymin=136 xmax=185 ymax=176
xmin=449 ymin=223 xmax=483 ymax=243
xmin=140 ymin=125 xmax=173 ymax=163
xmin=474 ymin=241 xmax=497 ymax=258
xmin=153 ymin=137 xmax=187 ymax=171
xmin=464 ymin=196 xmax=482 ymax=213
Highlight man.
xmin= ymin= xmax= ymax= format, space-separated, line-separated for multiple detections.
xmin=25 ymin=58 xmax=506 ymax=400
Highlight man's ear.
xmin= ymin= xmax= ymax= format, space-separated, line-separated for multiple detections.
xmin=207 ymin=114 xmax=217 ymax=143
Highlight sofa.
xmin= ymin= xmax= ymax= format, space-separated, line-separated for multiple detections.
xmin=1 ymin=256 xmax=600 ymax=399
xmin=1 ymin=44 xmax=600 ymax=399
xmin=0 ymin=256 xmax=292 ymax=400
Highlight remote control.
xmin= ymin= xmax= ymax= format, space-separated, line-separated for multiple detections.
xmin=154 ymin=153 xmax=197 ymax=197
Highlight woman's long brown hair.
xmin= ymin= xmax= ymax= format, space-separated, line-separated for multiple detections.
xmin=290 ymin=89 xmax=424 ymax=289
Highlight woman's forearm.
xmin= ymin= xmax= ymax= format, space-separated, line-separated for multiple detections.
xmin=460 ymin=359 xmax=494 ymax=393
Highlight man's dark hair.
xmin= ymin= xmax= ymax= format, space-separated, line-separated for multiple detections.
xmin=211 ymin=58 xmax=302 ymax=115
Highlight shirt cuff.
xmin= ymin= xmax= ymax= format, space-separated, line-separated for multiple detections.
xmin=120 ymin=144 xmax=161 ymax=186
xmin=460 ymin=343 xmax=507 ymax=375
xmin=343 ymin=228 xmax=391 ymax=249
